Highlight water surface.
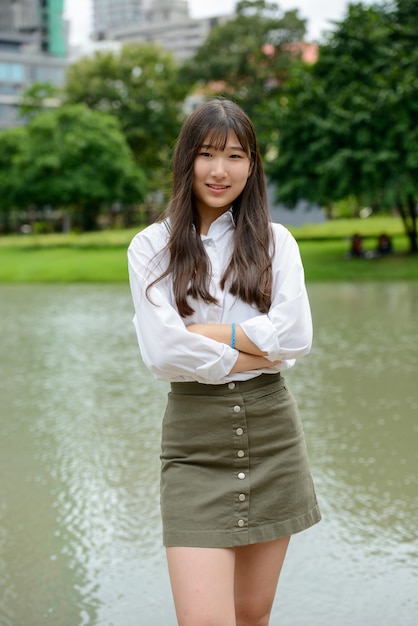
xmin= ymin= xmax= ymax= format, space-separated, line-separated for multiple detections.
xmin=0 ymin=283 xmax=417 ymax=625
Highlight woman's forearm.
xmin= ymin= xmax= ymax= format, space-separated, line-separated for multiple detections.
xmin=187 ymin=323 xmax=266 ymax=356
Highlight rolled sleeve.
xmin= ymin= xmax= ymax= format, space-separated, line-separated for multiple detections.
xmin=128 ymin=230 xmax=238 ymax=383
xmin=239 ymin=225 xmax=312 ymax=362
xmin=132 ymin=307 xmax=238 ymax=383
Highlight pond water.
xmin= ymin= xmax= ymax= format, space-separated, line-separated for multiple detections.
xmin=0 ymin=283 xmax=417 ymax=626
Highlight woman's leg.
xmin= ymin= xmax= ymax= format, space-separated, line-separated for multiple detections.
xmin=234 ymin=537 xmax=290 ymax=626
xmin=166 ymin=546 xmax=236 ymax=626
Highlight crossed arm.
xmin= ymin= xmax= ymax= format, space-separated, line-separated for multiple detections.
xmin=187 ymin=323 xmax=280 ymax=374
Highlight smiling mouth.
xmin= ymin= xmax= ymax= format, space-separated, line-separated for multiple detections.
xmin=207 ymin=184 xmax=230 ymax=190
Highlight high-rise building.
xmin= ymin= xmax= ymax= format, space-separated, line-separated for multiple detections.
xmin=0 ymin=1 xmax=68 ymax=127
xmin=91 ymin=0 xmax=231 ymax=62
xmin=42 ymin=0 xmax=66 ymax=57
xmin=145 ymin=0 xmax=188 ymax=24
xmin=0 ymin=0 xmax=66 ymax=56
xmin=93 ymin=0 xmax=151 ymax=40
xmin=0 ymin=0 xmax=38 ymax=32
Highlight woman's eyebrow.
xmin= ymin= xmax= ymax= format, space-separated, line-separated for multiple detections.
xmin=201 ymin=143 xmax=246 ymax=152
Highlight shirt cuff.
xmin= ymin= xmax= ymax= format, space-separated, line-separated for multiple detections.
xmin=195 ymin=344 xmax=239 ymax=383
xmin=239 ymin=315 xmax=280 ymax=361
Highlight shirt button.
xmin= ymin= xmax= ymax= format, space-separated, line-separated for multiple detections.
xmin=233 ymin=405 xmax=241 ymax=413
xmin=237 ymin=450 xmax=245 ymax=458
xmin=237 ymin=472 xmax=246 ymax=480
xmin=236 ymin=427 xmax=244 ymax=436
xmin=228 ymin=382 xmax=236 ymax=390
xmin=237 ymin=519 xmax=245 ymax=527
xmin=238 ymin=493 xmax=246 ymax=502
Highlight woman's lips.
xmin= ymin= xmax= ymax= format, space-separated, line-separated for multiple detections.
xmin=206 ymin=184 xmax=230 ymax=193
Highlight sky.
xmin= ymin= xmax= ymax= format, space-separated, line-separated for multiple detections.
xmin=64 ymin=1 xmax=353 ymax=47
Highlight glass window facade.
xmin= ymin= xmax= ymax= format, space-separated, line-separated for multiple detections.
xmin=0 ymin=103 xmax=18 ymax=123
xmin=0 ymin=62 xmax=25 ymax=83
xmin=30 ymin=64 xmax=65 ymax=85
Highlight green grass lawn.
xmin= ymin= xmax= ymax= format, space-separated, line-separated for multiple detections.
xmin=0 ymin=246 xmax=129 ymax=282
xmin=0 ymin=216 xmax=417 ymax=283
xmin=299 ymin=237 xmax=418 ymax=281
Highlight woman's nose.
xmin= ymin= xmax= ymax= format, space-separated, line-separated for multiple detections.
xmin=211 ymin=157 xmax=227 ymax=176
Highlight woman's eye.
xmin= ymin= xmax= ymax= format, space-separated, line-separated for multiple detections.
xmin=200 ymin=151 xmax=212 ymax=157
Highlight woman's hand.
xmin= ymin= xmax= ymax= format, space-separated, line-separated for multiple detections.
xmin=230 ymin=352 xmax=281 ymax=373
xmin=186 ymin=324 xmax=209 ymax=337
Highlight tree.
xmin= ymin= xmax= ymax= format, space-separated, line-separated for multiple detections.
xmin=64 ymin=43 xmax=188 ymax=189
xmin=0 ymin=127 xmax=25 ymax=232
xmin=267 ymin=1 xmax=418 ymax=252
xmin=13 ymin=104 xmax=147 ymax=231
xmin=19 ymin=82 xmax=62 ymax=120
xmin=181 ymin=0 xmax=306 ymax=144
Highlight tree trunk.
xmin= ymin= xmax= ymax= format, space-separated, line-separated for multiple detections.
xmin=407 ymin=194 xmax=417 ymax=253
xmin=397 ymin=195 xmax=417 ymax=254
xmin=81 ymin=204 xmax=99 ymax=232
xmin=0 ymin=208 xmax=11 ymax=233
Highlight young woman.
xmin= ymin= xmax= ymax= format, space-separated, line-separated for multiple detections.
xmin=128 ymin=98 xmax=321 ymax=626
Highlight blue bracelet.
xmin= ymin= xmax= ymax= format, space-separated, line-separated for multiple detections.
xmin=230 ymin=322 xmax=236 ymax=349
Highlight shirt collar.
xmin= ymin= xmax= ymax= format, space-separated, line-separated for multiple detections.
xmin=201 ymin=208 xmax=235 ymax=239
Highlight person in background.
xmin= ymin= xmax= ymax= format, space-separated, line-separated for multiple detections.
xmin=348 ymin=233 xmax=365 ymax=257
xmin=128 ymin=98 xmax=321 ymax=626
xmin=376 ymin=233 xmax=393 ymax=255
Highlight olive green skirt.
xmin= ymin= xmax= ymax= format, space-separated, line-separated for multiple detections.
xmin=160 ymin=373 xmax=321 ymax=548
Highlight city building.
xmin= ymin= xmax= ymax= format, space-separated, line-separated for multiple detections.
xmin=43 ymin=0 xmax=67 ymax=57
xmin=0 ymin=0 xmax=38 ymax=32
xmin=93 ymin=0 xmax=147 ymax=39
xmin=0 ymin=0 xmax=66 ymax=56
xmin=0 ymin=1 xmax=68 ymax=128
xmin=91 ymin=0 xmax=231 ymax=62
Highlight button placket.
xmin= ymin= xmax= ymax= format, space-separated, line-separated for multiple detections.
xmin=229 ymin=384 xmax=250 ymax=531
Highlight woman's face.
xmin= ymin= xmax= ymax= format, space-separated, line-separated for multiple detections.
xmin=192 ymin=130 xmax=252 ymax=227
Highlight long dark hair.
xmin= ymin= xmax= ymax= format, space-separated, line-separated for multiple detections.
xmin=148 ymin=98 xmax=273 ymax=317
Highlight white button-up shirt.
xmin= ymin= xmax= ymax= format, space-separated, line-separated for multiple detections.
xmin=128 ymin=211 xmax=312 ymax=384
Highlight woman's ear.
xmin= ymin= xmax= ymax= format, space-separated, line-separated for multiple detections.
xmin=248 ymin=160 xmax=254 ymax=178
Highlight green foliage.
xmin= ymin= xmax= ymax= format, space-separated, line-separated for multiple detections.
xmin=0 ymin=127 xmax=26 ymax=231
xmin=2 ymin=104 xmax=146 ymax=231
xmin=331 ymin=196 xmax=363 ymax=219
xmin=19 ymin=82 xmax=61 ymax=119
xmin=266 ymin=1 xmax=418 ymax=251
xmin=64 ymin=43 xmax=188 ymax=186
xmin=0 ymin=127 xmax=25 ymax=207
xmin=181 ymin=0 xmax=306 ymax=138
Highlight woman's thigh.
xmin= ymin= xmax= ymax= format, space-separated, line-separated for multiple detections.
xmin=234 ymin=537 xmax=290 ymax=626
xmin=166 ymin=546 xmax=236 ymax=626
